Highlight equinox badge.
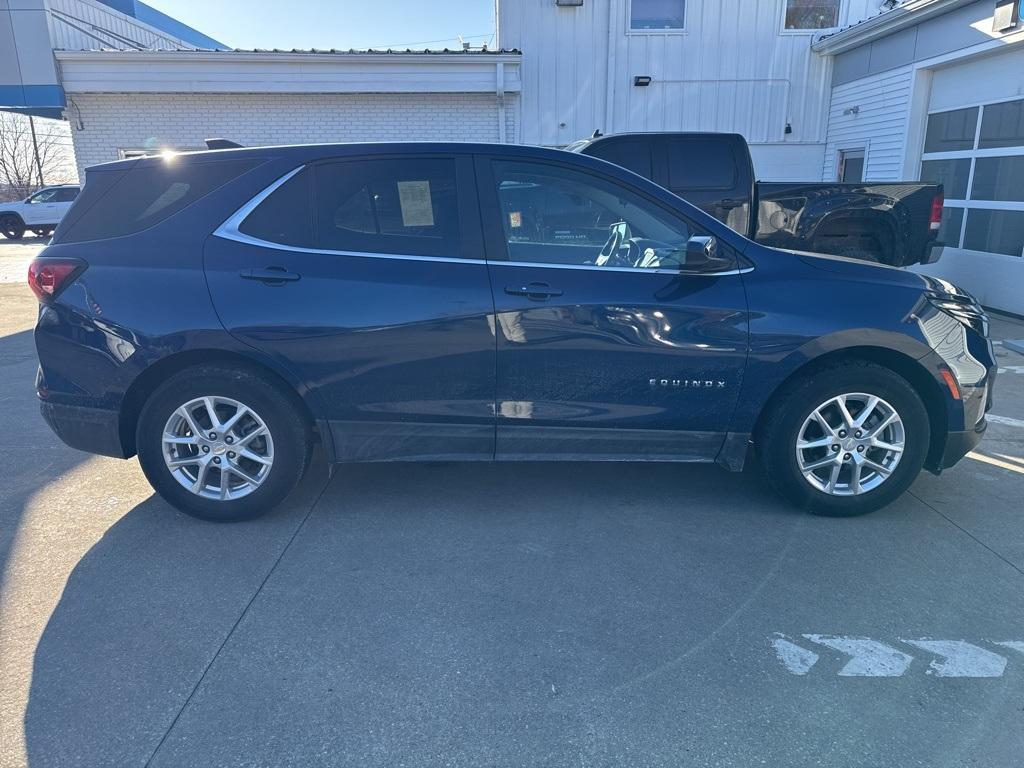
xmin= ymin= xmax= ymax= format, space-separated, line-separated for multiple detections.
xmin=650 ymin=379 xmax=727 ymax=389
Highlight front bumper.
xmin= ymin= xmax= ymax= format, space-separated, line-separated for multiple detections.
xmin=40 ymin=400 xmax=128 ymax=458
xmin=939 ymin=418 xmax=987 ymax=469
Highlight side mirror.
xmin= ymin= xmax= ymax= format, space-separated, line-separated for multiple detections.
xmin=685 ymin=235 xmax=718 ymax=269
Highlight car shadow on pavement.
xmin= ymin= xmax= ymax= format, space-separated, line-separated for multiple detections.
xmin=0 ymin=328 xmax=89 ymax=591
xmin=21 ymin=457 xmax=798 ymax=767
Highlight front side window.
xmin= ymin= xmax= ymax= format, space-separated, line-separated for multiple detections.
xmin=315 ymin=158 xmax=460 ymax=258
xmin=492 ymin=160 xmax=710 ymax=270
xmin=630 ymin=0 xmax=685 ymax=30
xmin=784 ymin=0 xmax=840 ymax=30
xmin=27 ymin=189 xmax=57 ymax=204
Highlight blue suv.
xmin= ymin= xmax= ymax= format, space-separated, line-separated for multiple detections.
xmin=29 ymin=143 xmax=995 ymax=521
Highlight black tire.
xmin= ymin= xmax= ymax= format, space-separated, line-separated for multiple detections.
xmin=136 ymin=364 xmax=311 ymax=522
xmin=0 ymin=215 xmax=25 ymax=240
xmin=756 ymin=361 xmax=930 ymax=517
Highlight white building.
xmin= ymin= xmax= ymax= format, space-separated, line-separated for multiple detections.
xmin=817 ymin=0 xmax=1024 ymax=313
xmin=1 ymin=0 xmax=1021 ymax=312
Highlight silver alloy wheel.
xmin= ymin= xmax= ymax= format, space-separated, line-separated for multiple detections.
xmin=795 ymin=392 xmax=905 ymax=496
xmin=161 ymin=395 xmax=274 ymax=501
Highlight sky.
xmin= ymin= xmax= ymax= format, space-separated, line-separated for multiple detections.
xmin=143 ymin=0 xmax=497 ymax=51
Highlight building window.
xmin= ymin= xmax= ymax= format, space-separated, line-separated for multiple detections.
xmin=783 ymin=0 xmax=841 ymax=30
xmin=921 ymin=98 xmax=1024 ymax=257
xmin=838 ymin=149 xmax=865 ymax=182
xmin=630 ymin=0 xmax=685 ymax=31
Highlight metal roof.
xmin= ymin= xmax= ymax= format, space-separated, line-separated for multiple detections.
xmin=54 ymin=46 xmax=521 ymax=55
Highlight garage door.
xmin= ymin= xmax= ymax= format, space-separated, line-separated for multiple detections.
xmin=917 ymin=46 xmax=1024 ymax=315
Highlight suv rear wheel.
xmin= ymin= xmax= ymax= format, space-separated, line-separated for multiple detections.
xmin=136 ymin=365 xmax=311 ymax=521
xmin=757 ymin=361 xmax=930 ymax=516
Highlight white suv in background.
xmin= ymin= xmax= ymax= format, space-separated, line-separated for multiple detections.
xmin=0 ymin=184 xmax=80 ymax=240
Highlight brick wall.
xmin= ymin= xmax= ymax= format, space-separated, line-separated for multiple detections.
xmin=67 ymin=92 xmax=519 ymax=175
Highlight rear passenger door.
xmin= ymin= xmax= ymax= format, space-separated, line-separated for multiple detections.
xmin=205 ymin=154 xmax=497 ymax=462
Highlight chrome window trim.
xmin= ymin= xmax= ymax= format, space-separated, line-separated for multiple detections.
xmin=213 ymin=165 xmax=752 ymax=275
xmin=214 ymin=164 xmax=306 ymax=241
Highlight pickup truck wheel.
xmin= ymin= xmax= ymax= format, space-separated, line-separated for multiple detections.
xmin=136 ymin=365 xmax=311 ymax=522
xmin=756 ymin=361 xmax=929 ymax=516
xmin=0 ymin=215 xmax=25 ymax=240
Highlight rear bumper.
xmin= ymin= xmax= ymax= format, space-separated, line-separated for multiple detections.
xmin=40 ymin=400 xmax=128 ymax=459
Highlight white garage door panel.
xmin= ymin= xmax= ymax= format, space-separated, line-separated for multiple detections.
xmin=929 ymin=47 xmax=1024 ymax=112
xmin=924 ymin=44 xmax=1024 ymax=315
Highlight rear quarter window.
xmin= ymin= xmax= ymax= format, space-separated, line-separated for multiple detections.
xmin=585 ymin=139 xmax=653 ymax=180
xmin=667 ymin=139 xmax=739 ymax=190
xmin=57 ymin=157 xmax=260 ymax=243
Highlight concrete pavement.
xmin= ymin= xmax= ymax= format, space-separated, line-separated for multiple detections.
xmin=1 ymin=277 xmax=1023 ymax=767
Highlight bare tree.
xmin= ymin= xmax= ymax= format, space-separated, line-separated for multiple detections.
xmin=0 ymin=113 xmax=78 ymax=202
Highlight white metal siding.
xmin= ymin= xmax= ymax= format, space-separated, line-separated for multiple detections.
xmin=67 ymin=92 xmax=518 ymax=176
xmin=499 ymin=0 xmax=888 ymax=148
xmin=821 ymin=65 xmax=914 ymax=181
xmin=46 ymin=0 xmax=201 ymax=51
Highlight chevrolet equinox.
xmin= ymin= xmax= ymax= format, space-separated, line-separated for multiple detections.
xmin=29 ymin=143 xmax=995 ymax=521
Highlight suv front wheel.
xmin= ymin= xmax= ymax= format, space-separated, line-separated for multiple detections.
xmin=0 ymin=214 xmax=25 ymax=240
xmin=757 ymin=361 xmax=930 ymax=516
xmin=136 ymin=365 xmax=311 ymax=521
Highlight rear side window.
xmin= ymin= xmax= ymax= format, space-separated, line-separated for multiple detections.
xmin=238 ymin=168 xmax=314 ymax=247
xmin=54 ymin=188 xmax=79 ymax=203
xmin=667 ymin=139 xmax=738 ymax=190
xmin=57 ymin=157 xmax=260 ymax=243
xmin=587 ymin=140 xmax=653 ymax=179
xmin=314 ymin=158 xmax=460 ymax=257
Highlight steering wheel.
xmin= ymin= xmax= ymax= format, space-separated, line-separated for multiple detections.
xmin=595 ymin=222 xmax=633 ymax=267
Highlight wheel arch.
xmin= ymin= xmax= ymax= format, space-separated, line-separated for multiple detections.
xmin=119 ymin=348 xmax=333 ymax=462
xmin=810 ymin=211 xmax=902 ymax=264
xmin=751 ymin=345 xmax=949 ymax=470
xmin=0 ymin=211 xmax=25 ymax=224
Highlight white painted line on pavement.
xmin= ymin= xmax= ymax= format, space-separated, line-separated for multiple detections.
xmin=802 ymin=635 xmax=913 ymax=677
xmin=774 ymin=636 xmax=1022 ymax=678
xmin=900 ymin=639 xmax=1007 ymax=677
xmin=771 ymin=636 xmax=819 ymax=675
xmin=987 ymin=414 xmax=1024 ymax=429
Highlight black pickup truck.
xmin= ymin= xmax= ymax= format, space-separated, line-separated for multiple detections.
xmin=566 ymin=132 xmax=944 ymax=267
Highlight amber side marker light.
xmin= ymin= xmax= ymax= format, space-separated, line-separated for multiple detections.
xmin=939 ymin=367 xmax=962 ymax=400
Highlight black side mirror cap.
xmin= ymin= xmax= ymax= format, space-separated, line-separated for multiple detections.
xmin=685 ymin=235 xmax=718 ymax=269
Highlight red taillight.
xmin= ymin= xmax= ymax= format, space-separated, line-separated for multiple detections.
xmin=27 ymin=258 xmax=85 ymax=302
xmin=929 ymin=192 xmax=944 ymax=232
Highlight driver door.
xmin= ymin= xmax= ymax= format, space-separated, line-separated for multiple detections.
xmin=22 ymin=189 xmax=57 ymax=225
xmin=476 ymin=155 xmax=750 ymax=461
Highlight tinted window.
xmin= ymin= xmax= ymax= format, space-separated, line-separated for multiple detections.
xmin=839 ymin=151 xmax=864 ymax=183
xmin=924 ymin=108 xmax=979 ymax=153
xmin=59 ymin=157 xmax=260 ymax=243
xmin=314 ymin=158 xmax=460 ymax=257
xmin=979 ymin=98 xmax=1024 ymax=150
xmin=238 ymin=168 xmax=314 ymax=247
xmin=492 ymin=159 xmax=705 ymax=270
xmin=963 ymin=209 xmax=1024 ymax=257
xmin=668 ymin=139 xmax=737 ymax=190
xmin=630 ymin=0 xmax=685 ymax=29
xmin=54 ymin=188 xmax=79 ymax=203
xmin=920 ymin=158 xmax=971 ymax=199
xmin=971 ymin=156 xmax=1024 ymax=202
xmin=587 ymin=140 xmax=653 ymax=180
